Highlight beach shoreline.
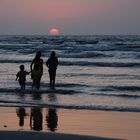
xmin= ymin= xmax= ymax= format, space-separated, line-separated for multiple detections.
xmin=0 ymin=107 xmax=139 ymax=140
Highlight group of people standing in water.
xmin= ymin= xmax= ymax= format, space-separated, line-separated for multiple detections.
xmin=16 ymin=51 xmax=58 ymax=90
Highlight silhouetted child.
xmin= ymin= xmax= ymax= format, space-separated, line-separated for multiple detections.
xmin=46 ymin=51 xmax=58 ymax=87
xmin=31 ymin=64 xmax=41 ymax=90
xmin=16 ymin=108 xmax=26 ymax=127
xmin=16 ymin=65 xmax=30 ymax=90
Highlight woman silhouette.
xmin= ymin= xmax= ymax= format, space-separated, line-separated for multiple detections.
xmin=30 ymin=51 xmax=43 ymax=89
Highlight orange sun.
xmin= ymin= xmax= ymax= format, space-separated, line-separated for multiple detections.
xmin=49 ymin=28 xmax=60 ymax=35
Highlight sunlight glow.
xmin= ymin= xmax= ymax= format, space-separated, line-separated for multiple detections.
xmin=49 ymin=28 xmax=60 ymax=35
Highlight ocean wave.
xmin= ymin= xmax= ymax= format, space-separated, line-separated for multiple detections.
xmin=90 ymin=92 xmax=140 ymax=98
xmin=0 ymin=100 xmax=139 ymax=112
xmin=100 ymin=85 xmax=140 ymax=92
xmin=0 ymin=42 xmax=140 ymax=53
xmin=0 ymin=88 xmax=79 ymax=95
xmin=2 ymin=59 xmax=140 ymax=68
xmin=0 ymin=60 xmax=31 ymax=63
xmin=62 ymin=51 xmax=108 ymax=58
xmin=60 ymin=61 xmax=140 ymax=67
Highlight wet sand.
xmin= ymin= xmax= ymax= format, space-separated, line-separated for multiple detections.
xmin=0 ymin=107 xmax=140 ymax=140
xmin=0 ymin=131 xmax=121 ymax=140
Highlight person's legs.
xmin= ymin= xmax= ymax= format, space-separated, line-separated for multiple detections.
xmin=22 ymin=83 xmax=25 ymax=90
xmin=49 ymin=70 xmax=53 ymax=87
xmin=36 ymin=80 xmax=40 ymax=90
xmin=20 ymin=82 xmax=25 ymax=90
xmin=20 ymin=85 xmax=22 ymax=90
xmin=32 ymin=80 xmax=35 ymax=90
xmin=52 ymin=70 xmax=56 ymax=87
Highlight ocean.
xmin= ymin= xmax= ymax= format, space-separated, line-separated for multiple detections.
xmin=0 ymin=35 xmax=140 ymax=112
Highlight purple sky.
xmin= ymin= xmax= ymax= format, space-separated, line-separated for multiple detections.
xmin=0 ymin=0 xmax=140 ymax=35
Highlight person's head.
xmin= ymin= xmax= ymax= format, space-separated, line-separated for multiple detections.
xmin=20 ymin=65 xmax=24 ymax=71
xmin=51 ymin=51 xmax=56 ymax=57
xmin=35 ymin=51 xmax=41 ymax=59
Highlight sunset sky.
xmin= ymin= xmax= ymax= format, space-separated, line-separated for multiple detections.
xmin=0 ymin=0 xmax=140 ymax=35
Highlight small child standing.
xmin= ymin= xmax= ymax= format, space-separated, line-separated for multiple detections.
xmin=16 ymin=65 xmax=30 ymax=90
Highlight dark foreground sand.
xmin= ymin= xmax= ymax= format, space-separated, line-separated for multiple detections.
xmin=0 ymin=131 xmax=122 ymax=140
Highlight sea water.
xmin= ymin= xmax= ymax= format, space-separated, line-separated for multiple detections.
xmin=0 ymin=35 xmax=140 ymax=112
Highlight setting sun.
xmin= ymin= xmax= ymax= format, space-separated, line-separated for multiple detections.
xmin=49 ymin=28 xmax=60 ymax=36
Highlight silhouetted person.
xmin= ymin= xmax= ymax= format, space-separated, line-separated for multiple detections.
xmin=16 ymin=108 xmax=26 ymax=127
xmin=46 ymin=51 xmax=58 ymax=87
xmin=30 ymin=51 xmax=43 ymax=90
xmin=30 ymin=108 xmax=43 ymax=131
xmin=31 ymin=64 xmax=41 ymax=90
xmin=16 ymin=65 xmax=30 ymax=90
xmin=46 ymin=109 xmax=58 ymax=132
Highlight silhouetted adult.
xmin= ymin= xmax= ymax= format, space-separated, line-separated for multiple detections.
xmin=30 ymin=108 xmax=43 ymax=131
xmin=30 ymin=51 xmax=43 ymax=90
xmin=46 ymin=108 xmax=58 ymax=132
xmin=46 ymin=51 xmax=58 ymax=87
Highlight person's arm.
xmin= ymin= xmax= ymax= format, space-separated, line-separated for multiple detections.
xmin=56 ymin=57 xmax=58 ymax=66
xmin=30 ymin=59 xmax=34 ymax=72
xmin=41 ymin=59 xmax=43 ymax=72
xmin=16 ymin=72 xmax=19 ymax=81
xmin=46 ymin=59 xmax=49 ymax=68
xmin=26 ymin=71 xmax=31 ymax=75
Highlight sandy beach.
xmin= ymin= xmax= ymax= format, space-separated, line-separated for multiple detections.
xmin=0 ymin=107 xmax=139 ymax=140
xmin=0 ymin=0 xmax=140 ymax=139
